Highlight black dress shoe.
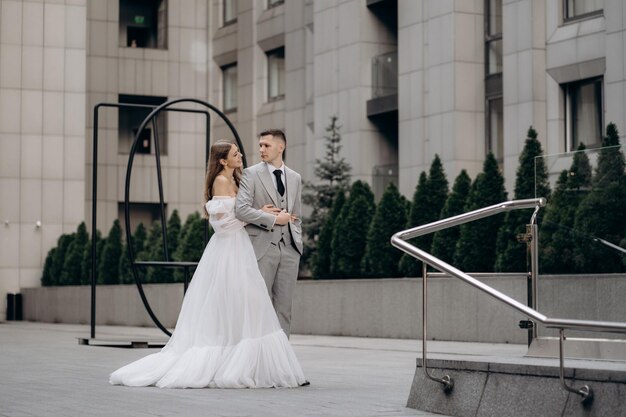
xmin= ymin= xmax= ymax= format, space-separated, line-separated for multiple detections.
xmin=299 ymin=380 xmax=311 ymax=387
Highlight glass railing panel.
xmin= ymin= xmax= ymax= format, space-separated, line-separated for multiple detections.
xmin=372 ymin=51 xmax=398 ymax=98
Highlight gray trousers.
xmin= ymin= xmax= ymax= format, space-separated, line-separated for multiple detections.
xmin=257 ymin=239 xmax=300 ymax=338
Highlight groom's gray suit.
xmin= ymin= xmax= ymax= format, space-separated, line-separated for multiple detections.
xmin=235 ymin=162 xmax=303 ymax=336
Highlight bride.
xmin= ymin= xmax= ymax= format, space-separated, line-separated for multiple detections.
xmin=109 ymin=140 xmax=306 ymax=388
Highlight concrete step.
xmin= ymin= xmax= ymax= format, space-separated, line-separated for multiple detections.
xmin=407 ymin=356 xmax=626 ymax=417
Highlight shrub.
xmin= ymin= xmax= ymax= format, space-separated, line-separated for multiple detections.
xmin=361 ymin=183 xmax=408 ymax=277
xmin=495 ymin=127 xmax=550 ymax=272
xmin=454 ymin=153 xmax=507 ymax=272
xmin=331 ymin=181 xmax=375 ymax=278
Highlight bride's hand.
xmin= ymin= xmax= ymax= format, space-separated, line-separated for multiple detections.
xmin=261 ymin=204 xmax=281 ymax=214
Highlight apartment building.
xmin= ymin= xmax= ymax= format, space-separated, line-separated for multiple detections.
xmin=1 ymin=0 xmax=624 ymax=319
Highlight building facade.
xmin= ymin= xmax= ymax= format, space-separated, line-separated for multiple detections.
xmin=1 ymin=0 xmax=625 ymax=320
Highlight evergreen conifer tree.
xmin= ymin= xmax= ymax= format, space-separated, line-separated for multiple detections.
xmin=573 ymin=123 xmax=626 ymax=272
xmin=399 ymin=172 xmax=429 ymax=276
xmin=399 ymin=156 xmax=448 ymax=276
xmin=41 ymin=248 xmax=57 ymax=286
xmin=166 ymin=210 xmax=181 ymax=259
xmin=144 ymin=210 xmax=182 ymax=283
xmin=431 ymin=170 xmax=472 ymax=264
xmin=61 ymin=222 xmax=89 ymax=285
xmin=454 ymin=153 xmax=507 ymax=272
xmin=495 ymin=127 xmax=550 ymax=272
xmin=540 ymin=172 xmax=580 ymax=272
xmin=331 ymin=181 xmax=375 ymax=278
xmin=540 ymin=143 xmax=592 ymax=273
xmin=51 ymin=233 xmax=75 ymax=286
xmin=99 ymin=220 xmax=122 ymax=285
xmin=361 ymin=183 xmax=408 ymax=277
xmin=119 ymin=222 xmax=147 ymax=284
xmin=302 ymin=115 xmax=352 ymax=272
xmin=568 ymin=143 xmax=592 ymax=190
xmin=311 ymin=191 xmax=346 ymax=279
xmin=142 ymin=221 xmax=165 ymax=283
xmin=174 ymin=212 xmax=207 ymax=282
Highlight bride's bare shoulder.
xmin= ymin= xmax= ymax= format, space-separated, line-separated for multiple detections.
xmin=213 ymin=175 xmax=230 ymax=185
xmin=212 ymin=175 xmax=234 ymax=197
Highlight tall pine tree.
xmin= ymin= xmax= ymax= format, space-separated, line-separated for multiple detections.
xmin=99 ymin=220 xmax=122 ymax=285
xmin=119 ymin=222 xmax=147 ymax=284
xmin=167 ymin=210 xmax=182 ymax=261
xmin=495 ymin=127 xmax=550 ymax=272
xmin=399 ymin=172 xmax=428 ymax=276
xmin=51 ymin=233 xmax=75 ymax=286
xmin=431 ymin=170 xmax=472 ymax=264
xmin=61 ymin=222 xmax=89 ymax=285
xmin=540 ymin=143 xmax=592 ymax=273
xmin=399 ymin=155 xmax=449 ymax=276
xmin=454 ymin=153 xmax=507 ymax=272
xmin=311 ymin=191 xmax=346 ymax=279
xmin=142 ymin=221 xmax=165 ymax=283
xmin=302 ymin=115 xmax=352 ymax=272
xmin=361 ymin=183 xmax=408 ymax=277
xmin=173 ymin=212 xmax=207 ymax=282
xmin=331 ymin=181 xmax=375 ymax=278
xmin=41 ymin=248 xmax=57 ymax=286
xmin=573 ymin=123 xmax=626 ymax=272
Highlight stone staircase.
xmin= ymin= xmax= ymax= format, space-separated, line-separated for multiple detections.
xmin=407 ymin=354 xmax=626 ymax=417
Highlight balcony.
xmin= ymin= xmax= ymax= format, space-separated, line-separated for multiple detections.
xmin=367 ymin=51 xmax=398 ymax=118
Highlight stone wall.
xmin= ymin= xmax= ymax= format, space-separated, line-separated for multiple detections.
xmin=20 ymin=274 xmax=626 ymax=343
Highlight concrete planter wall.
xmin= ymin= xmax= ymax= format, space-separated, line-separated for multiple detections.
xmin=20 ymin=274 xmax=626 ymax=344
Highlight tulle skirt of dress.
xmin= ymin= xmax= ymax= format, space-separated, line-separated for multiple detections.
xmin=109 ymin=227 xmax=306 ymax=389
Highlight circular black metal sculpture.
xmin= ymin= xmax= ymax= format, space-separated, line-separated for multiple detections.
xmin=124 ymin=98 xmax=246 ymax=336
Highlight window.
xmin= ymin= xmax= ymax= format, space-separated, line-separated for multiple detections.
xmin=267 ymin=0 xmax=284 ymax=8
xmin=222 ymin=64 xmax=238 ymax=112
xmin=118 ymin=202 xmax=167 ymax=238
xmin=485 ymin=0 xmax=503 ymax=161
xmin=119 ymin=0 xmax=167 ymax=49
xmin=267 ymin=47 xmax=285 ymax=101
xmin=118 ymin=94 xmax=168 ymax=155
xmin=564 ymin=0 xmax=603 ymax=21
xmin=487 ymin=97 xmax=503 ymax=162
xmin=223 ymin=0 xmax=237 ymax=25
xmin=564 ymin=77 xmax=603 ymax=150
xmin=485 ymin=0 xmax=502 ymax=76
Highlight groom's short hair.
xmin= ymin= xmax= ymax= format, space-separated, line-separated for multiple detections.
xmin=259 ymin=128 xmax=286 ymax=145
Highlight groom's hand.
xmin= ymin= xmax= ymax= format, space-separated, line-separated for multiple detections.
xmin=261 ymin=204 xmax=281 ymax=214
xmin=275 ymin=211 xmax=292 ymax=225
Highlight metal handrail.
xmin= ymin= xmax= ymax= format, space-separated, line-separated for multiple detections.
xmin=391 ymin=197 xmax=626 ymax=405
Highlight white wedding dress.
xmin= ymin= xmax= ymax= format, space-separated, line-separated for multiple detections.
xmin=109 ymin=197 xmax=306 ymax=388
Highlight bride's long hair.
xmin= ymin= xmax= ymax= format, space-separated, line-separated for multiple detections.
xmin=202 ymin=140 xmax=242 ymax=218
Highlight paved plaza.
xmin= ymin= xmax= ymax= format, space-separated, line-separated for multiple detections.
xmin=0 ymin=322 xmax=425 ymax=417
xmin=0 ymin=322 xmax=527 ymax=417
xmin=4 ymin=321 xmax=626 ymax=416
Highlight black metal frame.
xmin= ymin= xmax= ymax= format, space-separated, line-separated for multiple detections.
xmin=90 ymin=98 xmax=246 ymax=339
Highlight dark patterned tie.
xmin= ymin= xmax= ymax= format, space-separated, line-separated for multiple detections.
xmin=273 ymin=169 xmax=285 ymax=196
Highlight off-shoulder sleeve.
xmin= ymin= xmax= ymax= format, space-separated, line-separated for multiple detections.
xmin=206 ymin=197 xmax=234 ymax=216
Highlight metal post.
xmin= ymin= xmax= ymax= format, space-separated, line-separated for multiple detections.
xmin=422 ymin=262 xmax=453 ymax=393
xmin=183 ymin=266 xmax=189 ymax=295
xmin=90 ymin=106 xmax=100 ymax=339
xmin=530 ymin=223 xmax=539 ymax=339
xmin=559 ymin=329 xmax=593 ymax=405
xmin=529 ymin=205 xmax=541 ymax=340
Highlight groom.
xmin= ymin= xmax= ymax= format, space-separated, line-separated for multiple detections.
xmin=235 ymin=129 xmax=303 ymax=338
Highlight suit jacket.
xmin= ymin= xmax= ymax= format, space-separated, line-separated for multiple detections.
xmin=235 ymin=162 xmax=303 ymax=260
